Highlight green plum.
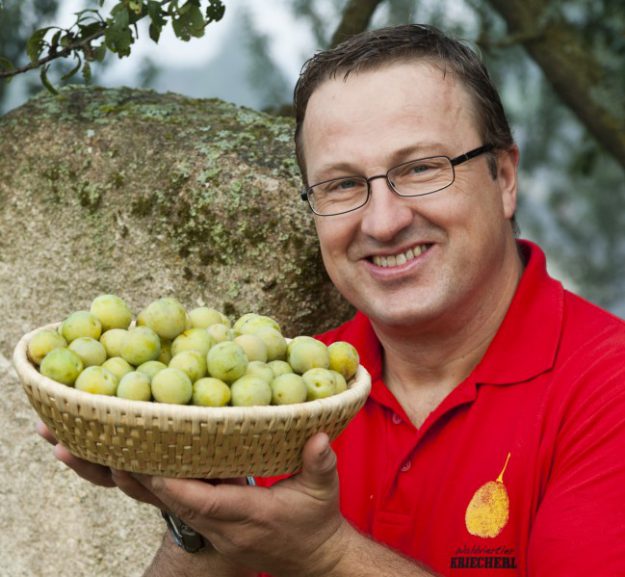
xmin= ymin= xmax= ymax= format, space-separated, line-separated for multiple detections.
xmin=207 ymin=341 xmax=248 ymax=384
xmin=60 ymin=311 xmax=102 ymax=343
xmin=232 ymin=313 xmax=259 ymax=335
xmin=230 ymin=375 xmax=272 ymax=406
xmin=169 ymin=350 xmax=207 ymax=383
xmin=120 ymin=326 xmax=161 ymax=366
xmin=192 ymin=377 xmax=231 ymax=407
xmin=90 ymin=294 xmax=133 ymax=331
xmin=302 ymin=367 xmax=337 ymax=401
xmin=253 ymin=327 xmax=287 ymax=361
xmin=140 ymin=297 xmax=187 ymax=340
xmin=171 ymin=328 xmax=213 ymax=357
xmin=328 ymin=341 xmax=359 ymax=380
xmin=188 ymin=307 xmax=224 ymax=329
xmin=27 ymin=329 xmax=67 ymax=365
xmin=136 ymin=360 xmax=167 ymax=379
xmin=101 ymin=356 xmax=134 ymax=381
xmin=117 ymin=371 xmax=152 ymax=401
xmin=151 ymin=367 xmax=193 ymax=404
xmin=270 ymin=373 xmax=308 ymax=405
xmin=331 ymin=370 xmax=348 ymax=393
xmin=267 ymin=359 xmax=294 ymax=378
xmin=234 ymin=334 xmax=268 ymax=363
xmin=235 ymin=314 xmax=281 ymax=336
xmin=100 ymin=328 xmax=128 ymax=358
xmin=287 ymin=336 xmax=330 ymax=374
xmin=206 ymin=323 xmax=233 ymax=344
xmin=69 ymin=337 xmax=107 ymax=367
xmin=246 ymin=361 xmax=274 ymax=383
xmin=75 ymin=366 xmax=118 ymax=396
xmin=158 ymin=339 xmax=173 ymax=364
xmin=40 ymin=348 xmax=83 ymax=386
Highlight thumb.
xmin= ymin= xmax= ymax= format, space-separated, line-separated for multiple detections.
xmin=298 ymin=432 xmax=338 ymax=497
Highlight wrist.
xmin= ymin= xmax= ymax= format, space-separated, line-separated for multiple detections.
xmin=303 ymin=519 xmax=357 ymax=577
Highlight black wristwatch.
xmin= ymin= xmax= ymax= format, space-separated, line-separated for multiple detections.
xmin=161 ymin=511 xmax=206 ymax=553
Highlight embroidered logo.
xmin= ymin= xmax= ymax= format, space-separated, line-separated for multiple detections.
xmin=465 ymin=453 xmax=511 ymax=538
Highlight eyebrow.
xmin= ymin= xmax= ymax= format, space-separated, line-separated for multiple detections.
xmin=310 ymin=141 xmax=447 ymax=181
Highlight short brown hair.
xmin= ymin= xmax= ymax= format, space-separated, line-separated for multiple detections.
xmin=293 ymin=24 xmax=514 ymax=184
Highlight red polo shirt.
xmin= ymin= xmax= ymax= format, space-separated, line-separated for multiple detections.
xmin=262 ymin=241 xmax=625 ymax=576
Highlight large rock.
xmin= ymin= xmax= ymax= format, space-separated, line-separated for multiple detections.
xmin=0 ymin=86 xmax=353 ymax=577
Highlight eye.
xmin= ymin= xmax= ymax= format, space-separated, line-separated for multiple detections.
xmin=321 ymin=178 xmax=363 ymax=194
xmin=410 ymin=163 xmax=432 ymax=174
xmin=336 ymin=178 xmax=359 ymax=190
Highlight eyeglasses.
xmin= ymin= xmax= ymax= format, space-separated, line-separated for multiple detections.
xmin=301 ymin=144 xmax=494 ymax=216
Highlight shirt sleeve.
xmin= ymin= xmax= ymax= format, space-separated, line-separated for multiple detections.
xmin=528 ymin=356 xmax=625 ymax=576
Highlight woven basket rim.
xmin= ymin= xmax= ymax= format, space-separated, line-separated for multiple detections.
xmin=13 ymin=322 xmax=372 ymax=422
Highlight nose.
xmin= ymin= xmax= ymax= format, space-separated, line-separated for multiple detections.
xmin=360 ymin=176 xmax=414 ymax=242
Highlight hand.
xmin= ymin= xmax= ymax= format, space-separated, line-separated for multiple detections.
xmin=131 ymin=432 xmax=350 ymax=577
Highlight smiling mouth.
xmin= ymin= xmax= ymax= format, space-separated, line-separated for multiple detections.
xmin=370 ymin=244 xmax=432 ymax=268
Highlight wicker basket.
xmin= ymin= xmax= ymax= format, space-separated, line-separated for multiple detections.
xmin=13 ymin=323 xmax=371 ymax=478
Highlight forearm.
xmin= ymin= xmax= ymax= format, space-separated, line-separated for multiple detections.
xmin=143 ymin=532 xmax=255 ymax=577
xmin=320 ymin=522 xmax=440 ymax=577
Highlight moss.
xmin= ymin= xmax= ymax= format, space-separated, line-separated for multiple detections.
xmin=0 ymin=85 xmax=354 ymax=337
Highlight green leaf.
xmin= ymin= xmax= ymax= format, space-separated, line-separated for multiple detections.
xmin=105 ymin=5 xmax=134 ymax=57
xmin=61 ymin=56 xmax=82 ymax=81
xmin=76 ymin=9 xmax=104 ymax=24
xmin=82 ymin=61 xmax=92 ymax=83
xmin=149 ymin=21 xmax=162 ymax=43
xmin=205 ymin=0 xmax=225 ymax=23
xmin=50 ymin=30 xmax=62 ymax=50
xmin=26 ymin=27 xmax=52 ymax=63
xmin=172 ymin=2 xmax=205 ymax=41
xmin=93 ymin=44 xmax=107 ymax=62
xmin=78 ymin=22 xmax=105 ymax=39
xmin=40 ymin=65 xmax=58 ymax=95
xmin=0 ymin=56 xmax=15 ymax=73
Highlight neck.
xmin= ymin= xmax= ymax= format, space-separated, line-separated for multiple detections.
xmin=372 ymin=244 xmax=524 ymax=427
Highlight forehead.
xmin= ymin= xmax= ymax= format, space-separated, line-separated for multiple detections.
xmin=301 ymin=61 xmax=480 ymax=175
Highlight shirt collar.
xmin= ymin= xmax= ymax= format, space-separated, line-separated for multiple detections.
xmin=471 ymin=240 xmax=563 ymax=385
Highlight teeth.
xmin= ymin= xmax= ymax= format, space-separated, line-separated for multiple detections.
xmin=372 ymin=245 xmax=428 ymax=268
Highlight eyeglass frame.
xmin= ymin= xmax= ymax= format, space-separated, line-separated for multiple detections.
xmin=300 ymin=143 xmax=495 ymax=216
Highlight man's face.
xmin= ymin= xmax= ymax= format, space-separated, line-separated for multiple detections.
xmin=301 ymin=61 xmax=519 ymax=332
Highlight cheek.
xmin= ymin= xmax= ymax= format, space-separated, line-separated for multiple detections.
xmin=313 ymin=216 xmax=356 ymax=259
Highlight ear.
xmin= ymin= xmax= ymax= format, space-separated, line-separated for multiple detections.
xmin=497 ymin=145 xmax=519 ymax=220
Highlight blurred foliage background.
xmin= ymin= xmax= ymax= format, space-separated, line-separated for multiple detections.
xmin=1 ymin=0 xmax=624 ymax=316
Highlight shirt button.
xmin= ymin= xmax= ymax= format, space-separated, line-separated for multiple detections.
xmin=391 ymin=413 xmax=402 ymax=424
xmin=400 ymin=460 xmax=412 ymax=472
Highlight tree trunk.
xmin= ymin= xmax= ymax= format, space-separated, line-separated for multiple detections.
xmin=485 ymin=0 xmax=625 ymax=171
xmin=330 ymin=0 xmax=386 ymax=48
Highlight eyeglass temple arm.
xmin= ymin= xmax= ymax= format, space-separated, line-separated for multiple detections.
xmin=450 ymin=144 xmax=494 ymax=167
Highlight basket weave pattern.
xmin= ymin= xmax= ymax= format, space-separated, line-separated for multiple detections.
xmin=13 ymin=325 xmax=371 ymax=478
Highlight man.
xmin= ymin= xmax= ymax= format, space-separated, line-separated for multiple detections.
xmin=39 ymin=24 xmax=625 ymax=576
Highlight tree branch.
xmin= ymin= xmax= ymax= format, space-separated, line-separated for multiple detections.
xmin=485 ymin=0 xmax=625 ymax=171
xmin=0 ymin=28 xmax=105 ymax=80
xmin=330 ymin=0 xmax=386 ymax=49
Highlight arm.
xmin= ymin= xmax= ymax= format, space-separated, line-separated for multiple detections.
xmin=143 ymin=531 xmax=255 ymax=577
xmin=38 ymin=422 xmax=439 ymax=576
xmin=129 ymin=433 xmax=441 ymax=577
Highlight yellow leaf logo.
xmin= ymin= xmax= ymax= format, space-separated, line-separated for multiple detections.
xmin=465 ymin=453 xmax=511 ymax=538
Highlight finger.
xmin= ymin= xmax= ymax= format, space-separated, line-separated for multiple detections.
xmin=132 ymin=474 xmax=258 ymax=525
xmin=110 ymin=469 xmax=166 ymax=508
xmin=36 ymin=420 xmax=58 ymax=445
xmin=297 ymin=432 xmax=338 ymax=497
xmin=53 ymin=443 xmax=116 ymax=488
